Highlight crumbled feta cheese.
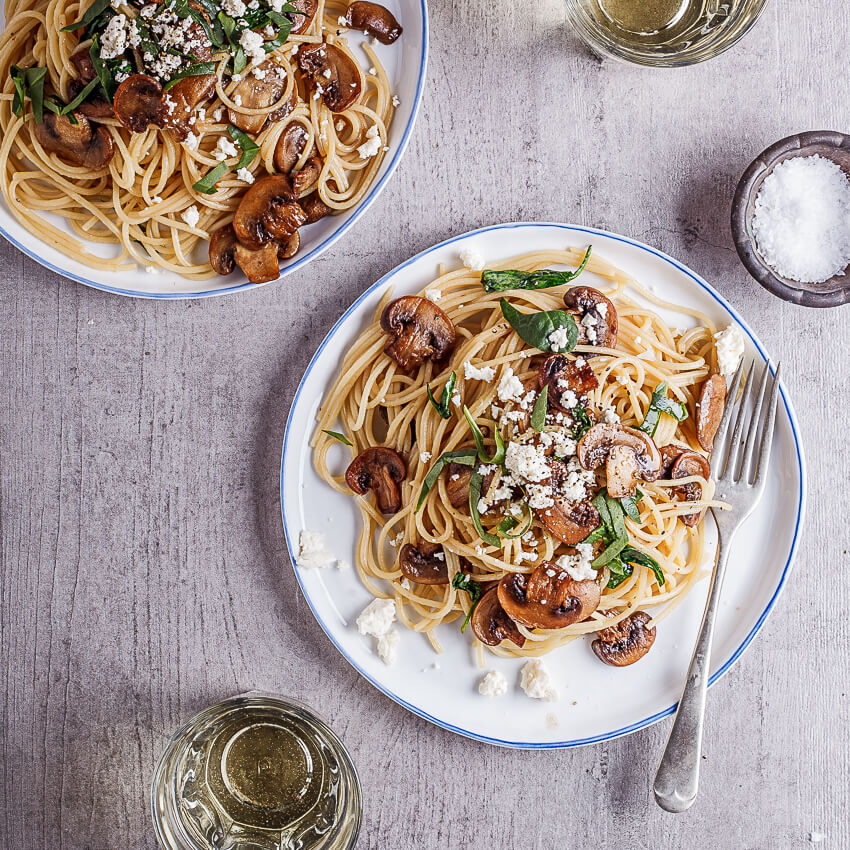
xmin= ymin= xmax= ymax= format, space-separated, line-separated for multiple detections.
xmin=180 ymin=205 xmax=200 ymax=228
xmin=520 ymin=659 xmax=558 ymax=701
xmin=555 ymin=543 xmax=597 ymax=581
xmin=99 ymin=14 xmax=129 ymax=60
xmin=183 ymin=132 xmax=199 ymax=151
xmin=336 ymin=559 xmax=350 ymax=570
xmin=400 ymin=577 xmax=411 ymax=590
xmin=548 ymin=327 xmax=570 ymax=352
xmin=368 ymin=66 xmax=377 ymax=75
xmin=236 ymin=167 xmax=255 ymax=184
xmin=376 ymin=629 xmax=399 ymax=665
xmin=297 ymin=529 xmax=336 ymax=568
xmin=238 ymin=28 xmax=266 ymax=64
xmin=714 ymin=324 xmax=745 ymax=377
xmin=458 ymin=247 xmax=485 ymax=271
xmin=581 ymin=311 xmax=599 ymax=343
xmin=233 ymin=94 xmax=243 ymax=106
xmin=419 ymin=451 xmax=432 ymax=463
xmin=357 ymin=124 xmax=381 ymax=159
xmin=559 ymin=386 xmax=578 ymax=409
xmin=463 ymin=361 xmax=496 ymax=382
xmin=599 ymin=405 xmax=620 ymax=424
xmin=505 ymin=441 xmax=550 ymax=483
xmin=322 ymin=68 xmax=332 ymax=78
xmin=222 ymin=0 xmax=246 ymax=15
xmin=356 ymin=598 xmax=396 ymax=637
xmin=214 ymin=135 xmax=239 ymax=161
xmin=337 ymin=14 xmax=348 ymax=25
xmin=451 ymin=391 xmax=462 ymax=407
xmin=478 ymin=670 xmax=508 ymax=697
xmin=392 ymin=94 xmax=400 ymax=107
xmin=145 ymin=265 xmax=160 ymax=274
xmin=424 ymin=287 xmax=441 ymax=301
xmin=497 ymin=367 xmax=524 ymax=403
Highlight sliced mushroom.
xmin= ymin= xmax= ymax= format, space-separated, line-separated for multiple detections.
xmin=470 ymin=587 xmax=525 ymax=648
xmin=577 ymin=423 xmax=661 ymax=499
xmin=287 ymin=0 xmax=318 ymax=34
xmin=671 ymin=450 xmax=711 ymax=527
xmin=658 ymin=443 xmax=690 ymax=479
xmin=113 ymin=74 xmax=164 ymax=134
xmin=343 ymin=1 xmax=403 ymax=43
xmin=162 ymin=73 xmax=217 ymax=137
xmin=696 ymin=374 xmax=726 ymax=451
xmin=398 ymin=541 xmax=447 ymax=585
xmin=69 ymin=48 xmax=96 ymax=82
xmin=229 ymin=62 xmax=296 ymax=134
xmin=380 ymin=296 xmax=456 ymax=372
xmin=232 ymin=174 xmax=306 ymax=250
xmin=563 ymin=286 xmax=618 ymax=348
xmin=300 ymin=190 xmax=334 ymax=224
xmin=538 ymin=354 xmax=598 ymax=413
xmin=532 ymin=459 xmax=599 ymax=544
xmin=292 ymin=155 xmax=323 ymax=196
xmin=274 ymin=122 xmax=309 ymax=173
xmin=498 ymin=563 xmax=600 ymax=630
xmin=277 ymin=231 xmax=300 ymax=259
xmin=445 ymin=462 xmax=495 ymax=509
xmin=345 ymin=446 xmax=407 ymax=513
xmin=592 ymin=611 xmax=655 ymax=666
xmin=32 ymin=111 xmax=113 ymax=169
xmin=297 ymin=43 xmax=361 ymax=112
xmin=233 ymin=241 xmax=281 ymax=284
xmin=66 ymin=79 xmax=113 ymax=120
xmin=209 ymin=224 xmax=239 ymax=275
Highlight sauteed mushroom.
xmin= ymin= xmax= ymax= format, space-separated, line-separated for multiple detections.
xmin=274 ymin=122 xmax=309 ymax=173
xmin=288 ymin=0 xmax=318 ymax=34
xmin=229 ymin=63 xmax=296 ymax=134
xmin=67 ymin=50 xmax=113 ymax=119
xmin=232 ymin=174 xmax=306 ymax=250
xmin=592 ymin=611 xmax=655 ymax=666
xmin=470 ymin=587 xmax=525 ymax=648
xmin=658 ymin=443 xmax=690 ymax=479
xmin=345 ymin=447 xmax=407 ymax=513
xmin=498 ymin=563 xmax=600 ymax=630
xmin=209 ymin=224 xmax=286 ymax=283
xmin=671 ymin=450 xmax=711 ymax=527
xmin=33 ymin=111 xmax=113 ymax=169
xmin=380 ymin=296 xmax=456 ymax=372
xmin=564 ymin=286 xmax=618 ymax=348
xmin=277 ymin=231 xmax=300 ymax=259
xmin=300 ymin=190 xmax=334 ymax=223
xmin=445 ymin=462 xmax=495 ymax=509
xmin=343 ymin=1 xmax=403 ymax=43
xmin=297 ymin=43 xmax=361 ymax=112
xmin=398 ymin=541 xmax=447 ymax=584
xmin=209 ymin=225 xmax=239 ymax=276
xmin=163 ymin=73 xmax=217 ymax=136
xmin=113 ymin=74 xmax=164 ymax=133
xmin=696 ymin=373 xmax=726 ymax=451
xmin=538 ymin=354 xmax=598 ymax=413
xmin=292 ymin=155 xmax=323 ymax=195
xmin=577 ymin=423 xmax=661 ymax=499
xmin=533 ymin=459 xmax=599 ymax=545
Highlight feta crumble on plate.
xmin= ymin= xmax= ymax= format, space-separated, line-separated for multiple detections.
xmin=356 ymin=598 xmax=396 ymax=637
xmin=478 ymin=670 xmax=508 ymax=697
xmin=459 ymin=247 xmax=485 ymax=271
xmin=297 ymin=529 xmax=337 ymax=569
xmin=714 ymin=324 xmax=745 ymax=377
xmin=520 ymin=658 xmax=559 ymax=701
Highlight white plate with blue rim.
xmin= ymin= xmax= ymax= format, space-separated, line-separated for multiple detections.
xmin=280 ymin=222 xmax=806 ymax=748
xmin=0 ymin=0 xmax=427 ymax=298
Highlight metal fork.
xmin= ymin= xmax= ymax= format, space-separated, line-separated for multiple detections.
xmin=653 ymin=358 xmax=782 ymax=813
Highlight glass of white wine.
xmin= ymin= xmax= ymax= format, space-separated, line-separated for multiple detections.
xmin=565 ymin=0 xmax=769 ymax=66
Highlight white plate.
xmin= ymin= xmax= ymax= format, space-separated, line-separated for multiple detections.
xmin=280 ymin=223 xmax=806 ymax=749
xmin=0 ymin=0 xmax=427 ymax=298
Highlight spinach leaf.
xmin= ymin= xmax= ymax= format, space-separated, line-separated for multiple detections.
xmin=497 ymin=503 xmax=532 ymax=539
xmin=322 ymin=429 xmax=352 ymax=446
xmin=61 ymin=77 xmax=100 ymax=113
xmin=606 ymin=559 xmax=633 ymax=589
xmin=10 ymin=66 xmax=47 ymax=122
xmin=638 ymin=381 xmax=688 ymax=437
xmin=481 ymin=247 xmax=592 ymax=292
xmin=620 ymin=546 xmax=665 ymax=586
xmin=415 ymin=448 xmax=477 ymax=512
xmin=192 ymin=162 xmax=230 ymax=194
xmin=500 ymin=298 xmax=579 ymax=354
xmin=425 ymin=370 xmax=456 ymax=420
xmin=462 ymin=406 xmax=506 ymax=465
xmin=580 ymin=525 xmax=606 ymax=545
xmin=61 ymin=0 xmax=111 ymax=32
xmin=451 ymin=572 xmax=482 ymax=633
xmin=570 ymin=402 xmax=593 ymax=440
xmin=89 ymin=37 xmax=116 ymax=101
xmin=162 ymin=62 xmax=217 ymax=91
xmin=227 ymin=124 xmax=260 ymax=169
xmin=620 ymin=493 xmax=641 ymax=523
xmin=530 ymin=385 xmax=548 ymax=431
xmin=468 ymin=471 xmax=503 ymax=548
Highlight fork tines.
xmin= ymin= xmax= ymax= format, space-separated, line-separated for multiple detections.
xmin=710 ymin=359 xmax=782 ymax=487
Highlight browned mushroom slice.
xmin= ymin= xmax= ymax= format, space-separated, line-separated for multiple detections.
xmin=534 ymin=463 xmax=600 ymax=545
xmin=343 ymin=1 xmax=403 ymax=43
xmin=287 ymin=0 xmax=318 ymax=33
xmin=380 ymin=296 xmax=456 ymax=372
xmin=209 ymin=224 xmax=239 ymax=275
xmin=274 ymin=122 xmax=309 ymax=173
xmin=345 ymin=447 xmax=407 ymax=513
xmin=300 ymin=190 xmax=334 ymax=224
xmin=592 ymin=611 xmax=655 ymax=666
xmin=232 ymin=174 xmax=305 ymax=249
xmin=113 ymin=74 xmax=165 ymax=133
xmin=33 ymin=111 xmax=114 ymax=169
xmin=162 ymin=73 xmax=217 ymax=137
xmin=444 ymin=462 xmax=496 ymax=509
xmin=577 ymin=423 xmax=661 ymax=499
xmin=65 ymin=79 xmax=113 ymax=120
xmin=229 ymin=63 xmax=295 ymax=134
xmin=696 ymin=374 xmax=726 ymax=451
xmin=538 ymin=354 xmax=598 ymax=414
xmin=277 ymin=231 xmax=300 ymax=259
xmin=399 ymin=541 xmax=448 ymax=585
xmin=498 ymin=563 xmax=600 ymax=630
xmin=234 ymin=241 xmax=282 ymax=284
xmin=671 ymin=450 xmax=711 ymax=527
xmin=297 ymin=43 xmax=361 ymax=112
xmin=470 ymin=587 xmax=525 ymax=648
xmin=69 ymin=48 xmax=97 ymax=82
xmin=658 ymin=443 xmax=689 ymax=479
xmin=563 ymin=286 xmax=618 ymax=348
xmin=292 ymin=155 xmax=323 ymax=196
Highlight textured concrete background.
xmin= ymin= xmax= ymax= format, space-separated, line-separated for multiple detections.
xmin=2 ymin=0 xmax=848 ymax=847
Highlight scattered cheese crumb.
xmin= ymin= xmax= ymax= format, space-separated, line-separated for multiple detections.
xmin=714 ymin=324 xmax=745 ymax=377
xmin=297 ymin=529 xmax=336 ymax=568
xmin=376 ymin=629 xmax=399 ymax=665
xmin=424 ymin=287 xmax=441 ymax=301
xmin=459 ymin=247 xmax=485 ymax=271
xmin=235 ymin=167 xmax=255 ymax=184
xmin=356 ymin=598 xmax=396 ymax=637
xmin=357 ymin=124 xmax=381 ymax=159
xmin=520 ymin=659 xmax=559 ymax=701
xmin=180 ymin=205 xmax=200 ymax=229
xmin=463 ymin=361 xmax=496 ymax=382
xmin=478 ymin=670 xmax=508 ymax=697
xmin=419 ymin=451 xmax=432 ymax=463
xmin=391 ymin=94 xmax=400 ymax=107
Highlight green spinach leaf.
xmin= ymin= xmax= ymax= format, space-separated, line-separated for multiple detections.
xmin=481 ymin=247 xmax=592 ymax=292
xmin=500 ymin=298 xmax=579 ymax=353
xmin=415 ymin=448 xmax=477 ymax=512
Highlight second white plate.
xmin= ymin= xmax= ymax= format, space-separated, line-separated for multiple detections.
xmin=280 ymin=222 xmax=806 ymax=748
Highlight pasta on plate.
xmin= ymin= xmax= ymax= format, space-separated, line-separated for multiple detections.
xmin=312 ymin=246 xmax=742 ymax=669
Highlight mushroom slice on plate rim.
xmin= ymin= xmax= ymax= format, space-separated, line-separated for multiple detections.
xmin=470 ymin=586 xmax=526 ymax=648
xmin=592 ymin=611 xmax=656 ymax=666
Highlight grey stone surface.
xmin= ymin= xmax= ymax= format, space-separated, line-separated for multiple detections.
xmin=1 ymin=1 xmax=848 ymax=847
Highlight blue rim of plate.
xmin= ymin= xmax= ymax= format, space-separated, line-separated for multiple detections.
xmin=279 ymin=222 xmax=807 ymax=749
xmin=0 ymin=0 xmax=428 ymax=300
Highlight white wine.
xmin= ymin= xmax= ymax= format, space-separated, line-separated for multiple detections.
xmin=596 ymin=0 xmax=690 ymax=34
xmin=151 ymin=695 xmax=361 ymax=850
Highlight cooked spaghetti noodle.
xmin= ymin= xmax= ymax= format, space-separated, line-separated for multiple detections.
xmin=313 ymin=247 xmax=732 ymax=661
xmin=0 ymin=0 xmax=397 ymax=278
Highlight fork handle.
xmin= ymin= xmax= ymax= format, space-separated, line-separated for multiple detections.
xmin=653 ymin=533 xmax=732 ymax=813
